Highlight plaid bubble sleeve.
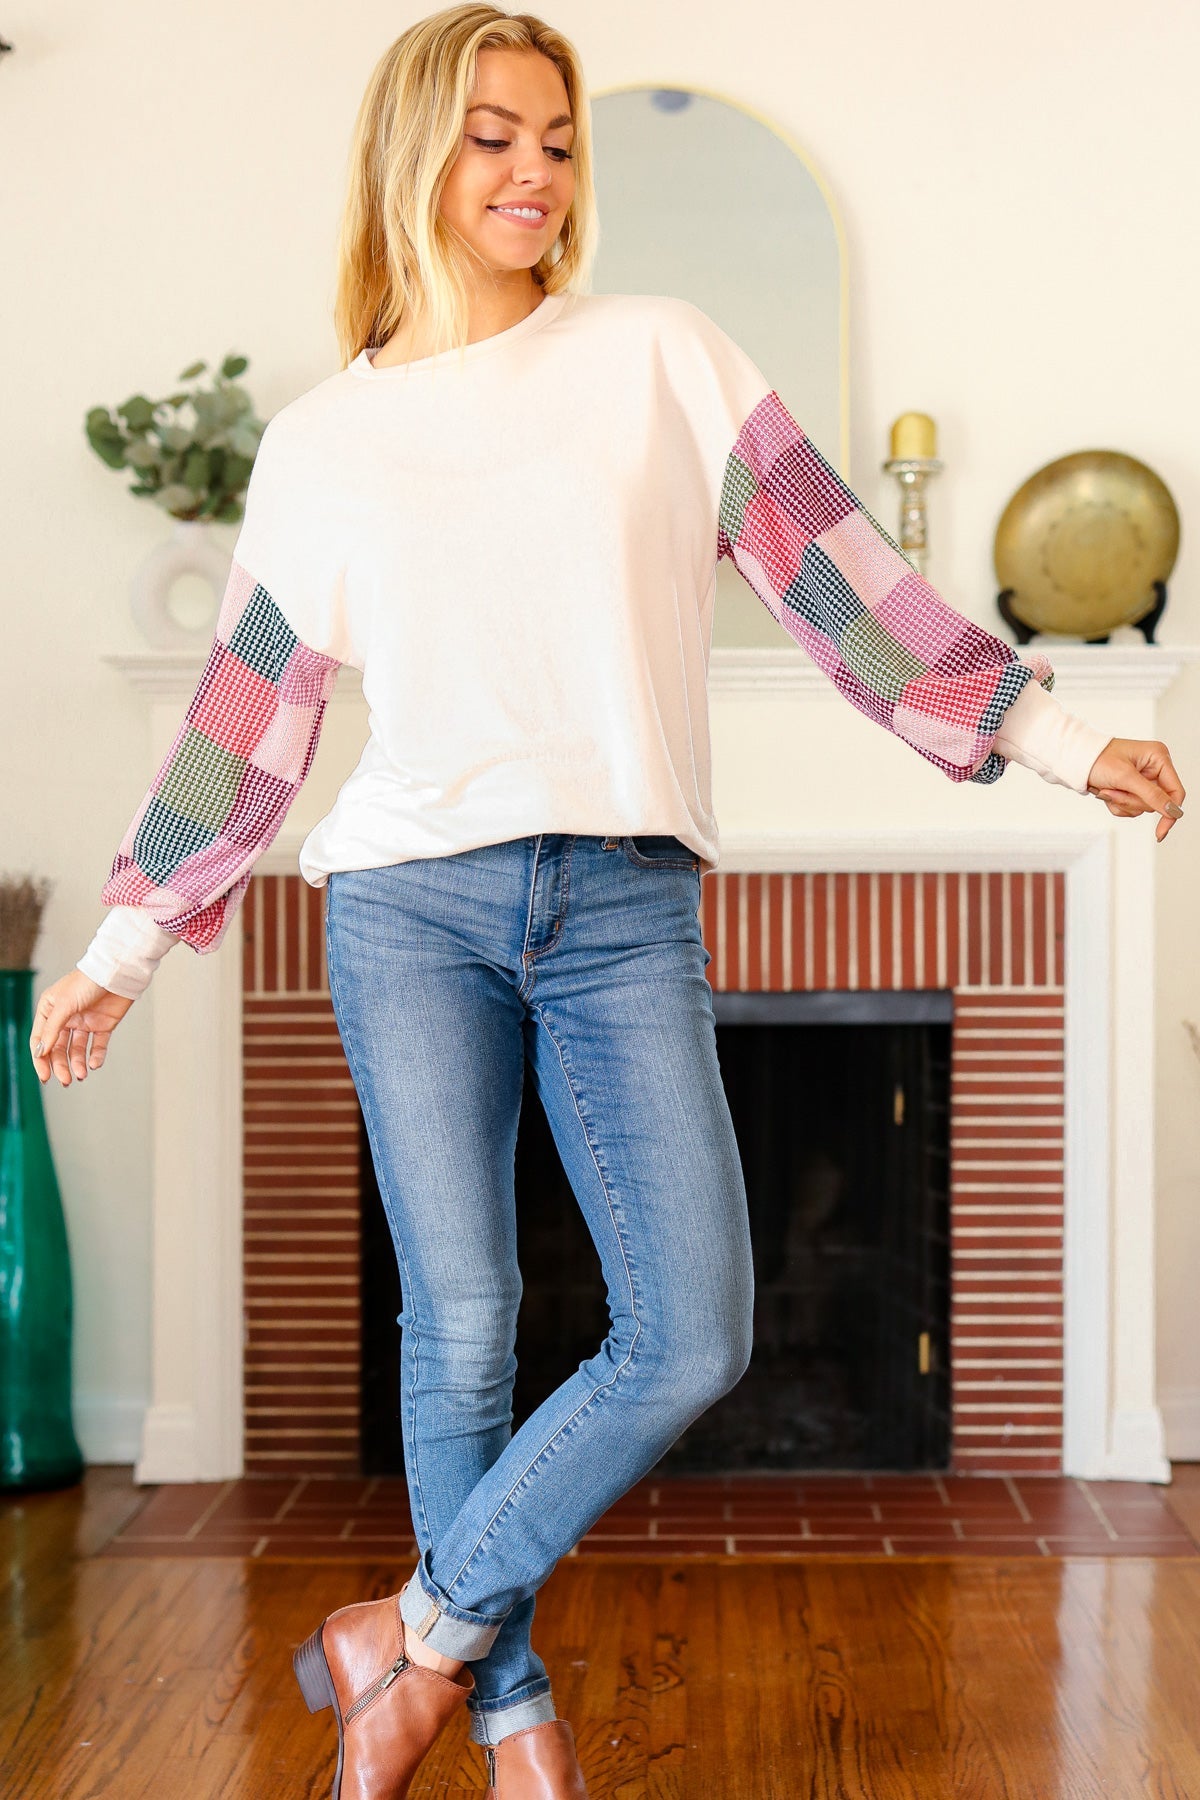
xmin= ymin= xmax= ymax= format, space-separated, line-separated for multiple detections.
xmin=718 ymin=390 xmax=1056 ymax=782
xmin=99 ymin=558 xmax=342 ymax=953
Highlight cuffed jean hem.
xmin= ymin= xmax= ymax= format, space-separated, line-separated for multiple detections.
xmin=400 ymin=1561 xmax=506 ymax=1661
xmin=467 ymin=1685 xmax=557 ymax=1746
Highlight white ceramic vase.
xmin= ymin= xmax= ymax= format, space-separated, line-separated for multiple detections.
xmin=129 ymin=518 xmax=231 ymax=650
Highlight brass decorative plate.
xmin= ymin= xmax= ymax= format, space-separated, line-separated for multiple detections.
xmin=994 ymin=450 xmax=1179 ymax=640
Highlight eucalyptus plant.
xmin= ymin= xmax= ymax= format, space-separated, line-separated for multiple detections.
xmin=84 ymin=353 xmax=267 ymax=524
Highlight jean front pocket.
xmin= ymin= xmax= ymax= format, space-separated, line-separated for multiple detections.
xmin=619 ymin=835 xmax=701 ymax=871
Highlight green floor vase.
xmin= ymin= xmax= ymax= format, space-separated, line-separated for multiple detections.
xmin=0 ymin=968 xmax=84 ymax=1489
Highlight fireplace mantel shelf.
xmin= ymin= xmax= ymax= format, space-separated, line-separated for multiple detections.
xmin=105 ymin=641 xmax=1200 ymax=703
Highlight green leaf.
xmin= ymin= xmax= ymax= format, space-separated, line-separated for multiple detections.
xmin=178 ymin=360 xmax=207 ymax=380
xmin=220 ymin=353 xmax=249 ymax=379
xmin=85 ymin=422 xmax=125 ymax=450
xmin=183 ymin=448 xmax=212 ymax=489
xmin=191 ymin=392 xmax=220 ymax=433
xmin=119 ymin=395 xmax=156 ymax=432
xmin=222 ymin=451 xmax=255 ymax=490
xmin=84 ymin=412 xmax=129 ymax=465
xmin=87 ymin=434 xmax=129 ymax=470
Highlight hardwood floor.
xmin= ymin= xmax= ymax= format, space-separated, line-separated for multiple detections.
xmin=5 ymin=1468 xmax=1200 ymax=1797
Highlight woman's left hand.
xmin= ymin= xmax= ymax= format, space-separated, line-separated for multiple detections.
xmin=1086 ymin=738 xmax=1186 ymax=841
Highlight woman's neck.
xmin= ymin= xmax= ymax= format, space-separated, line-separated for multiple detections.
xmin=372 ymin=275 xmax=544 ymax=367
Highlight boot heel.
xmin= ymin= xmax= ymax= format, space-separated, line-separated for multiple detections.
xmin=293 ymin=1624 xmax=337 ymax=1714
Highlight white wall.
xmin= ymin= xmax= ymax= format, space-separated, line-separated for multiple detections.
xmin=3 ymin=0 xmax=1197 ymax=1462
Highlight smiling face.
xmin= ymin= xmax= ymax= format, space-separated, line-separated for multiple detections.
xmin=440 ymin=46 xmax=576 ymax=279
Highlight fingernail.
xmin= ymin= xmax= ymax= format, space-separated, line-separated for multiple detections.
xmin=33 ymin=1039 xmax=43 ymax=1055
xmin=1165 ymin=802 xmax=1184 ymax=819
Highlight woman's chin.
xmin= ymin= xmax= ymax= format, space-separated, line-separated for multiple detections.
xmin=471 ymin=245 xmax=542 ymax=277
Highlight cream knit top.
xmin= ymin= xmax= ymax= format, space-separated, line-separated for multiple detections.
xmin=78 ymin=290 xmax=1109 ymax=999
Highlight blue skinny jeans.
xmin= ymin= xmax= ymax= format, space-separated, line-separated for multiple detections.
xmin=324 ymin=833 xmax=754 ymax=1746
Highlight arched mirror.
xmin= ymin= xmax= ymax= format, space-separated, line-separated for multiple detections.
xmin=590 ymin=85 xmax=848 ymax=648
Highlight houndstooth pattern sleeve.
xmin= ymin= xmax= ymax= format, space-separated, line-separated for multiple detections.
xmin=717 ymin=390 xmax=1056 ymax=783
xmin=97 ymin=558 xmax=342 ymax=954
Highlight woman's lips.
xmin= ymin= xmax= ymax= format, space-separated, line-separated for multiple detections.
xmin=487 ymin=206 xmax=548 ymax=229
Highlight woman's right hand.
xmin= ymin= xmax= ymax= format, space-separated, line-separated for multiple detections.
xmin=29 ymin=971 xmax=137 ymax=1087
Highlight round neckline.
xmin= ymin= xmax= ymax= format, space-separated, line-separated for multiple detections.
xmin=351 ymin=289 xmax=570 ymax=378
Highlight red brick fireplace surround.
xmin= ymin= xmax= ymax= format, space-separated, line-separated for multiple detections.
xmin=242 ymin=869 xmax=1065 ymax=1476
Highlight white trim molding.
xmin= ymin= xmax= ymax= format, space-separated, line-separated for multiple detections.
xmin=106 ymin=640 xmax=1200 ymax=705
xmin=702 ymin=826 xmax=1163 ymax=1482
xmin=707 ymin=641 xmax=1200 ymax=699
xmin=105 ymin=650 xmax=366 ymax=705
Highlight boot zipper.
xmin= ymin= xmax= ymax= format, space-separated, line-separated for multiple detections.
xmin=485 ymin=1745 xmax=497 ymax=1789
xmin=344 ymin=1647 xmax=410 ymax=1723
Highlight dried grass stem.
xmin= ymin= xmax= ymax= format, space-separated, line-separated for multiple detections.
xmin=0 ymin=874 xmax=53 ymax=969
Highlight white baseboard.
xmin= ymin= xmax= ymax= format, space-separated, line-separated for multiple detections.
xmin=75 ymin=1395 xmax=146 ymax=1466
xmin=1101 ymin=1406 xmax=1171 ymax=1482
xmin=134 ymin=1403 xmax=202 ymax=1484
xmin=133 ymin=1401 xmax=244 ymax=1482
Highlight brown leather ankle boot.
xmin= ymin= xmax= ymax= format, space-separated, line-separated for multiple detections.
xmin=294 ymin=1590 xmax=473 ymax=1799
xmin=482 ymin=1720 xmax=589 ymax=1798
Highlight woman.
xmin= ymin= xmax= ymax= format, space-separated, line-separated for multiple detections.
xmin=30 ymin=7 xmax=1185 ymax=1798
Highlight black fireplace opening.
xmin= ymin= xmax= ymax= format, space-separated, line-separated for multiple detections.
xmin=361 ymin=992 xmax=952 ymax=1475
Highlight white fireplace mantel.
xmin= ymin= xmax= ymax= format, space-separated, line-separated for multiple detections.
xmin=108 ymin=639 xmax=1200 ymax=1484
xmin=104 ymin=639 xmax=1194 ymax=703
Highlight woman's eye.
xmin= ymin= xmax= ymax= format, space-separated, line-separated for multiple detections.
xmin=469 ymin=136 xmax=572 ymax=161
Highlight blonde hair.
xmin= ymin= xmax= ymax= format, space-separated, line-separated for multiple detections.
xmin=333 ymin=5 xmax=597 ymax=371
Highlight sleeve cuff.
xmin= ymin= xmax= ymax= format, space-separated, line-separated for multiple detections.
xmin=77 ymin=907 xmax=181 ymax=1001
xmin=993 ymin=675 xmax=1112 ymax=794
